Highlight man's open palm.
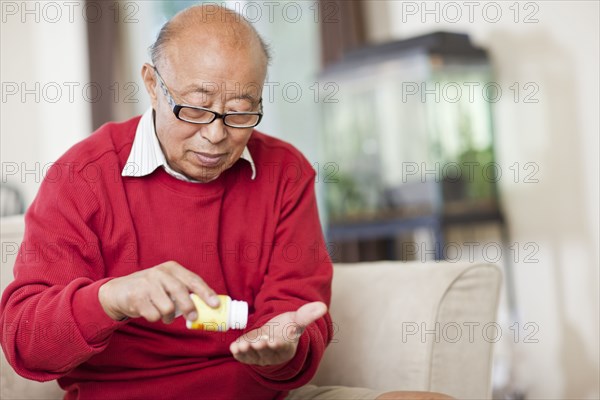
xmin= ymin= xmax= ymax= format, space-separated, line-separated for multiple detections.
xmin=230 ymin=302 xmax=328 ymax=366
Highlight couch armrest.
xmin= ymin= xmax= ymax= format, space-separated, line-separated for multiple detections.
xmin=311 ymin=261 xmax=502 ymax=400
xmin=1 ymin=214 xmax=65 ymax=399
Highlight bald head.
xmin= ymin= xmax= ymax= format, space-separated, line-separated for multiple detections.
xmin=149 ymin=4 xmax=271 ymax=69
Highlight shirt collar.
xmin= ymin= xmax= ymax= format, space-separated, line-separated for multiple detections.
xmin=122 ymin=108 xmax=256 ymax=182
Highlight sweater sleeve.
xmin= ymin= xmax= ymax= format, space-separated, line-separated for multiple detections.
xmin=0 ymin=162 xmax=127 ymax=381
xmin=244 ymin=157 xmax=334 ymax=390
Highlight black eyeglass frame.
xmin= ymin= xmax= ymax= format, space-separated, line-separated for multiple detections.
xmin=152 ymin=66 xmax=263 ymax=129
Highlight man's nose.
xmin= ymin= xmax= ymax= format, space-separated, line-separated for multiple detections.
xmin=199 ymin=118 xmax=227 ymax=144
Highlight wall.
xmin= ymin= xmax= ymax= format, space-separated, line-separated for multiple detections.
xmin=1 ymin=2 xmax=92 ymax=205
xmin=363 ymin=1 xmax=599 ymax=398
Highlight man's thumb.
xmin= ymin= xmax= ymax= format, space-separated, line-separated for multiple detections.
xmin=294 ymin=301 xmax=328 ymax=329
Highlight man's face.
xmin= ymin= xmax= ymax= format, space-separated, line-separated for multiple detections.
xmin=142 ymin=31 xmax=266 ymax=182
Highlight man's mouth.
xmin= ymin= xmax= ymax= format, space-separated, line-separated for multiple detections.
xmin=193 ymin=151 xmax=226 ymax=167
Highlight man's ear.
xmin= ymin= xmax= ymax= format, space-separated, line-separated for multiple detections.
xmin=141 ymin=63 xmax=158 ymax=109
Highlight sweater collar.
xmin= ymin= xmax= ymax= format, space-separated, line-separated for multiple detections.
xmin=122 ymin=108 xmax=256 ymax=182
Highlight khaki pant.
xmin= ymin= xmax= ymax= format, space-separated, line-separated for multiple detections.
xmin=286 ymin=385 xmax=386 ymax=400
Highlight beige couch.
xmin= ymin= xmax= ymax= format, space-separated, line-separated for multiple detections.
xmin=1 ymin=215 xmax=502 ymax=399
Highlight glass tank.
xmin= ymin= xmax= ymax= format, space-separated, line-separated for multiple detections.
xmin=319 ymin=32 xmax=499 ymax=224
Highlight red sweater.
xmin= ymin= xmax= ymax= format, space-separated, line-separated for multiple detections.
xmin=0 ymin=116 xmax=333 ymax=399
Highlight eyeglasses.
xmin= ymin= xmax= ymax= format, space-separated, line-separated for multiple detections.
xmin=152 ymin=66 xmax=263 ymax=129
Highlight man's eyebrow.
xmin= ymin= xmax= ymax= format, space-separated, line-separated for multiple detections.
xmin=231 ymin=93 xmax=260 ymax=103
xmin=180 ymin=86 xmax=260 ymax=103
xmin=180 ymin=86 xmax=214 ymax=97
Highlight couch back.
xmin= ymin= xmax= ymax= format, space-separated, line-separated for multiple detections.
xmin=1 ymin=215 xmax=502 ymax=399
xmin=311 ymin=260 xmax=502 ymax=399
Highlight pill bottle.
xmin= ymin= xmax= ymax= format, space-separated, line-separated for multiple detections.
xmin=186 ymin=293 xmax=248 ymax=332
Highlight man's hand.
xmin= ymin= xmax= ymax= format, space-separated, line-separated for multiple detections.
xmin=98 ymin=261 xmax=219 ymax=323
xmin=230 ymin=302 xmax=327 ymax=367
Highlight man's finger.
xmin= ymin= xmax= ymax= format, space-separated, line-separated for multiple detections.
xmin=249 ymin=335 xmax=270 ymax=351
xmin=294 ymin=301 xmax=327 ymax=329
xmin=148 ymin=285 xmax=177 ymax=322
xmin=165 ymin=261 xmax=220 ymax=308
xmin=233 ymin=341 xmax=261 ymax=365
xmin=138 ymin=299 xmax=162 ymax=322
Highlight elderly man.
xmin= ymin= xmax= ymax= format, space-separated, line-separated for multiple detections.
xmin=0 ymin=5 xmax=452 ymax=400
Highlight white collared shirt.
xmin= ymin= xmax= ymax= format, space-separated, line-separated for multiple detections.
xmin=122 ymin=108 xmax=256 ymax=182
